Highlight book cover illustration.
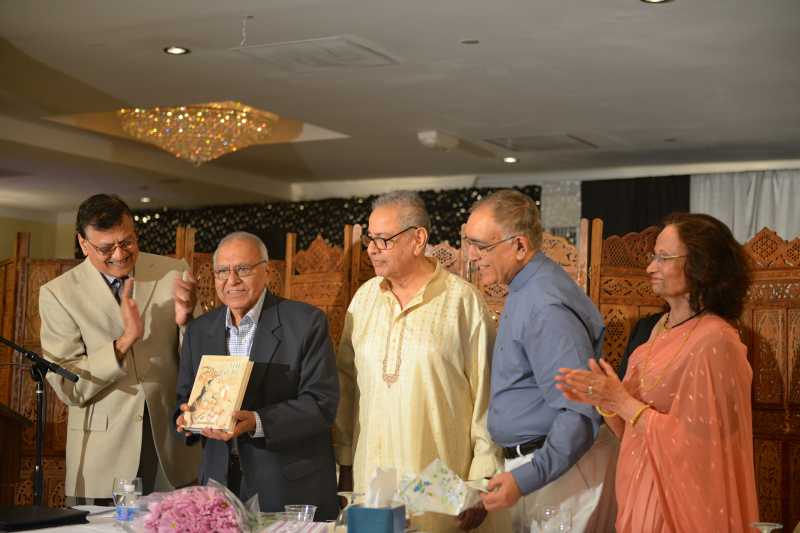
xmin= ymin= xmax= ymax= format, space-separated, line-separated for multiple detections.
xmin=184 ymin=355 xmax=253 ymax=433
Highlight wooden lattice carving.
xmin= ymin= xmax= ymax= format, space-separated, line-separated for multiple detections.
xmin=601 ymin=226 xmax=660 ymax=269
xmin=745 ymin=228 xmax=800 ymax=269
xmin=192 ymin=253 xmax=218 ymax=313
xmin=754 ymin=439 xmax=783 ymax=523
xmin=425 ymin=243 xmax=462 ymax=276
xmin=753 ymin=309 xmax=786 ymax=405
xmin=293 ymin=235 xmax=344 ymax=275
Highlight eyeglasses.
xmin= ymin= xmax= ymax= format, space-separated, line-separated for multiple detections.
xmin=213 ymin=260 xmax=267 ymax=280
xmin=83 ymin=236 xmax=138 ymax=257
xmin=646 ymin=252 xmax=687 ymax=264
xmin=361 ymin=226 xmax=418 ymax=250
xmin=463 ymin=234 xmax=519 ymax=255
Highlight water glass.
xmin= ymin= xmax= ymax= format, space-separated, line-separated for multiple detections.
xmin=750 ymin=522 xmax=783 ymax=533
xmin=111 ymin=477 xmax=142 ymax=523
xmin=285 ymin=504 xmax=317 ymax=522
xmin=532 ymin=505 xmax=572 ymax=533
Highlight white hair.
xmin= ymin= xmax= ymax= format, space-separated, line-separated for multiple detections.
xmin=371 ymin=190 xmax=431 ymax=232
xmin=212 ymin=231 xmax=269 ymax=267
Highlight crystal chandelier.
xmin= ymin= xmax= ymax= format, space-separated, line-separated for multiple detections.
xmin=117 ymin=101 xmax=279 ymax=165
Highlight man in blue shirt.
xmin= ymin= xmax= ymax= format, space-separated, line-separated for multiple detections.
xmin=465 ymin=190 xmax=617 ymax=533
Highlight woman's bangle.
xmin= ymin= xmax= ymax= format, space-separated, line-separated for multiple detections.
xmin=595 ymin=405 xmax=617 ymax=418
xmin=629 ymin=404 xmax=651 ymax=426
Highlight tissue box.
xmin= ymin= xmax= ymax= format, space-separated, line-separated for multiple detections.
xmin=347 ymin=504 xmax=405 ymax=533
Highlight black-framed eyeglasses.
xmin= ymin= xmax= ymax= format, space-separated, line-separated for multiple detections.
xmin=463 ymin=234 xmax=519 ymax=255
xmin=361 ymin=226 xmax=419 ymax=250
xmin=646 ymin=252 xmax=687 ymax=264
xmin=213 ymin=260 xmax=267 ymax=280
xmin=83 ymin=235 xmax=138 ymax=257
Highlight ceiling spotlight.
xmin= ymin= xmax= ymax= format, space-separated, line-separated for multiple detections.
xmin=460 ymin=39 xmax=480 ymax=45
xmin=164 ymin=46 xmax=190 ymax=55
xmin=503 ymin=156 xmax=518 ymax=164
xmin=140 ymin=196 xmax=152 ymax=203
xmin=640 ymin=0 xmax=673 ymax=3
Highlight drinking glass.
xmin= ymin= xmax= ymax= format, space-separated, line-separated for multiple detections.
xmin=285 ymin=504 xmax=317 ymax=522
xmin=750 ymin=522 xmax=783 ymax=533
xmin=275 ymin=511 xmax=302 ymax=532
xmin=111 ymin=477 xmax=142 ymax=524
xmin=532 ymin=505 xmax=571 ymax=533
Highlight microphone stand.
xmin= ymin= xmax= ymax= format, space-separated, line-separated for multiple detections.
xmin=0 ymin=335 xmax=78 ymax=506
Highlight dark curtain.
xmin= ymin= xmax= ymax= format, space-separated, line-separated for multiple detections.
xmin=580 ymin=176 xmax=690 ymax=237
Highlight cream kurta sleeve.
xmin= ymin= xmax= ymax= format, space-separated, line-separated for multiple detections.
xmin=465 ymin=301 xmax=502 ymax=480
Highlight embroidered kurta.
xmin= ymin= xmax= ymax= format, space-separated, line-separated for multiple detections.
xmin=616 ymin=313 xmax=759 ymax=533
xmin=334 ymin=261 xmax=505 ymax=532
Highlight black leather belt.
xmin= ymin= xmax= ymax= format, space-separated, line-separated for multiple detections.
xmin=503 ymin=437 xmax=546 ymax=459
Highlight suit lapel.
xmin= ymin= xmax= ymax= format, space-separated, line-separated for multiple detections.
xmin=204 ymin=307 xmax=229 ymax=356
xmin=132 ymin=255 xmax=157 ymax=317
xmin=246 ymin=292 xmax=282 ymax=395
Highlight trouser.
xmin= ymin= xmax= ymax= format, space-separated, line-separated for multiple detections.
xmin=506 ymin=425 xmax=618 ymax=533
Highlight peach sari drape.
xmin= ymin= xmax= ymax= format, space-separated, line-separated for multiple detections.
xmin=616 ymin=314 xmax=759 ymax=533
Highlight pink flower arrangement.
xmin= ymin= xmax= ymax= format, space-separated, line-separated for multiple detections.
xmin=141 ymin=485 xmax=242 ymax=533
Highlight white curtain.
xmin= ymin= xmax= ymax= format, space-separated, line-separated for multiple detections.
xmin=690 ymin=170 xmax=800 ymax=243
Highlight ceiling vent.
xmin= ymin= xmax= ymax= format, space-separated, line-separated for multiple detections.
xmin=484 ymin=134 xmax=597 ymax=153
xmin=232 ymin=35 xmax=400 ymax=73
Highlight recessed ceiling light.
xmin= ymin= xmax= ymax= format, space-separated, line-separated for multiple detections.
xmin=140 ymin=196 xmax=152 ymax=203
xmin=164 ymin=46 xmax=190 ymax=55
xmin=503 ymin=156 xmax=518 ymax=164
xmin=460 ymin=39 xmax=480 ymax=45
xmin=640 ymin=0 xmax=673 ymax=3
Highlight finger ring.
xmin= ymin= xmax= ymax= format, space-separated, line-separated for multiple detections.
xmin=588 ymin=385 xmax=593 ymax=395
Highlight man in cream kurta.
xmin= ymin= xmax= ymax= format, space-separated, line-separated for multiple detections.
xmin=334 ymin=191 xmax=507 ymax=532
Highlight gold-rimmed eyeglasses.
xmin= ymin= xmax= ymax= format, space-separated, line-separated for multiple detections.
xmin=83 ymin=236 xmax=138 ymax=257
xmin=646 ymin=252 xmax=687 ymax=264
xmin=213 ymin=260 xmax=267 ymax=280
xmin=360 ymin=226 xmax=418 ymax=250
xmin=463 ymin=234 xmax=519 ymax=255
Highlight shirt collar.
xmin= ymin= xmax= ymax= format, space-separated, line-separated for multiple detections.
xmin=225 ymin=289 xmax=267 ymax=330
xmin=508 ymin=251 xmax=544 ymax=293
xmin=379 ymin=257 xmax=445 ymax=307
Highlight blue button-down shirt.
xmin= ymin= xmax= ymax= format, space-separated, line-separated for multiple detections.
xmin=225 ymin=289 xmax=266 ymax=437
xmin=488 ymin=252 xmax=605 ymax=495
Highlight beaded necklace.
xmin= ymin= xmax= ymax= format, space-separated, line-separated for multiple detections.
xmin=639 ymin=313 xmax=704 ymax=392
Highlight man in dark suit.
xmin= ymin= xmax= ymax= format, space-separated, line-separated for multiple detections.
xmin=175 ymin=231 xmax=340 ymax=520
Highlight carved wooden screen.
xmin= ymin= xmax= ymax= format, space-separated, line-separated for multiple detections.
xmin=739 ymin=228 xmax=800 ymax=528
xmin=350 ymin=224 xmax=375 ymax=299
xmin=284 ymin=228 xmax=353 ymax=347
xmin=9 ymin=257 xmax=80 ymax=507
xmin=589 ymin=221 xmax=664 ymax=371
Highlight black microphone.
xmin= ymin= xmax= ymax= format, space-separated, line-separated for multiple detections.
xmin=0 ymin=335 xmax=78 ymax=382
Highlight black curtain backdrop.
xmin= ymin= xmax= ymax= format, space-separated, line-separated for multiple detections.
xmin=129 ymin=185 xmax=542 ymax=259
xmin=580 ymin=176 xmax=690 ymax=237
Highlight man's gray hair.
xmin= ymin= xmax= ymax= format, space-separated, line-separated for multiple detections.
xmin=471 ymin=189 xmax=543 ymax=250
xmin=371 ymin=191 xmax=431 ymax=232
xmin=213 ymin=231 xmax=269 ymax=266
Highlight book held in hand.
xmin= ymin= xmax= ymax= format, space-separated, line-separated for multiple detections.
xmin=184 ymin=355 xmax=253 ymax=433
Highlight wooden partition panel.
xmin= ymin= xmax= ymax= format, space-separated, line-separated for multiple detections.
xmin=285 ymin=228 xmax=353 ymax=347
xmin=739 ymin=228 xmax=800 ymax=528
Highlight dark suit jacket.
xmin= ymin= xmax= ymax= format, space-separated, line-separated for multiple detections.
xmin=175 ymin=292 xmax=340 ymax=520
xmin=617 ymin=312 xmax=665 ymax=379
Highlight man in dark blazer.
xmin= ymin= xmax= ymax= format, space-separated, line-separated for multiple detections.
xmin=175 ymin=231 xmax=340 ymax=520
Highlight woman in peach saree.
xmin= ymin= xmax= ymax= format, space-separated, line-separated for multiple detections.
xmin=556 ymin=213 xmax=759 ymax=533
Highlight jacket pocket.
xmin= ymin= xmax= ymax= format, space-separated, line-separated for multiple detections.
xmin=282 ymin=458 xmax=320 ymax=481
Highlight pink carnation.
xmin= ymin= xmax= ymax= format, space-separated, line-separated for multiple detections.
xmin=142 ymin=486 xmax=241 ymax=533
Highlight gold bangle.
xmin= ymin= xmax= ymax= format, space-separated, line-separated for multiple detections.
xmin=595 ymin=405 xmax=617 ymax=418
xmin=629 ymin=404 xmax=651 ymax=426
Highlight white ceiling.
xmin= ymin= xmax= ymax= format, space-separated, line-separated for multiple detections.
xmin=0 ymin=0 xmax=799 ymax=213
